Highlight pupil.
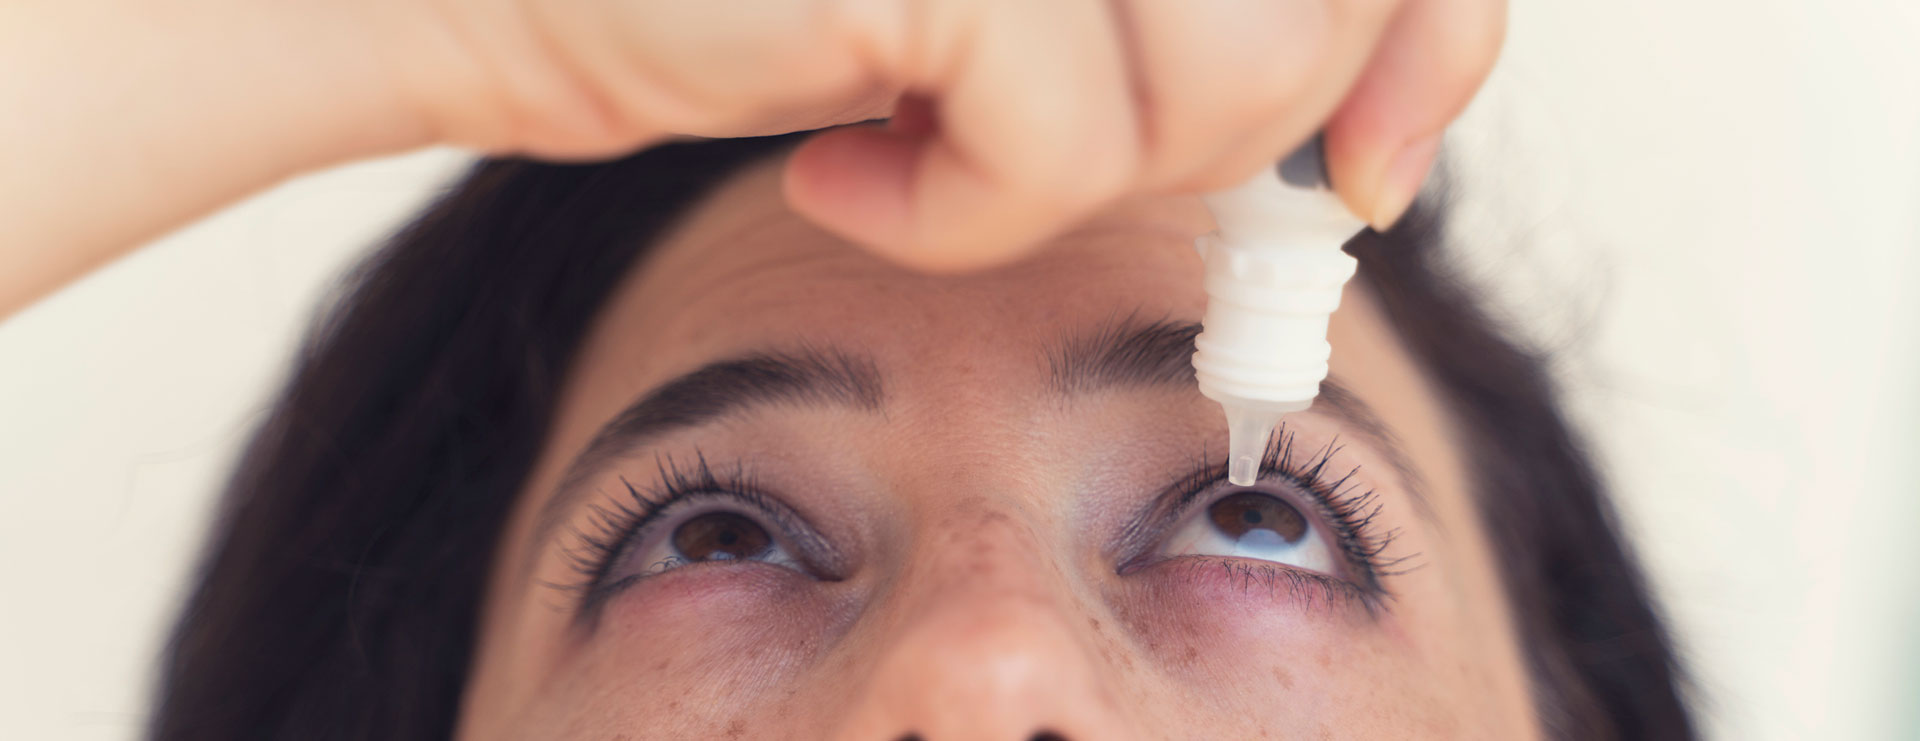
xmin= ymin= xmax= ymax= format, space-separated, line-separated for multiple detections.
xmin=672 ymin=512 xmax=772 ymax=561
xmin=1208 ymin=492 xmax=1306 ymax=543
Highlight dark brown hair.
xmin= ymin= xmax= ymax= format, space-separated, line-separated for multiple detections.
xmin=151 ymin=132 xmax=1693 ymax=739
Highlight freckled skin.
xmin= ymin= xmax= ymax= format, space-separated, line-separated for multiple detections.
xmin=1273 ymin=665 xmax=1294 ymax=691
xmin=454 ymin=156 xmax=1540 ymax=739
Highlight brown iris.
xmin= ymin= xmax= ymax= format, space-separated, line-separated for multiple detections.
xmin=670 ymin=512 xmax=774 ymax=561
xmin=1207 ymin=492 xmax=1308 ymax=543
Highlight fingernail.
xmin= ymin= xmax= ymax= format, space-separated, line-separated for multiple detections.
xmin=1370 ymin=133 xmax=1441 ymax=230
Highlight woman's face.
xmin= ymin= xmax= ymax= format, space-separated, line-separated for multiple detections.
xmin=457 ymin=155 xmax=1537 ymax=739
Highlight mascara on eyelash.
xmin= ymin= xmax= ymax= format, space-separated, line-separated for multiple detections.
xmin=1139 ymin=423 xmax=1411 ymax=598
xmin=559 ymin=451 xmax=846 ymax=620
xmin=558 ymin=452 xmax=761 ymax=611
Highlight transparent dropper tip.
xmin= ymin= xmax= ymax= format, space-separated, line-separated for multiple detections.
xmin=1223 ymin=403 xmax=1286 ymax=486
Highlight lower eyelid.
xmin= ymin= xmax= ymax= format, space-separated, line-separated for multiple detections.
xmin=1137 ymin=555 xmax=1386 ymax=617
xmin=583 ymin=555 xmax=819 ymax=618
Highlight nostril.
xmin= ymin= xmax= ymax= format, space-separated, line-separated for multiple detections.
xmin=1029 ymin=732 xmax=1068 ymax=741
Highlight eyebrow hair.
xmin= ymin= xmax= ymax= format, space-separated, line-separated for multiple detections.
xmin=1044 ymin=313 xmax=1201 ymax=396
xmin=528 ymin=347 xmax=882 ymax=555
xmin=529 ymin=316 xmax=1432 ymax=566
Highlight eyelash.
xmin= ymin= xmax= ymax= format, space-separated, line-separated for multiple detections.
xmin=558 ymin=426 xmax=1412 ymax=616
xmin=1127 ymin=424 xmax=1415 ymax=614
xmin=559 ymin=452 xmax=806 ymax=616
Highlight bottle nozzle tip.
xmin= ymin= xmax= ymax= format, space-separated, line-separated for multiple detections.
xmin=1229 ymin=454 xmax=1260 ymax=486
xmin=1222 ymin=403 xmax=1284 ymax=487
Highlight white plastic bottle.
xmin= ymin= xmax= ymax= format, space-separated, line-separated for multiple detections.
xmin=1191 ymin=138 xmax=1367 ymax=485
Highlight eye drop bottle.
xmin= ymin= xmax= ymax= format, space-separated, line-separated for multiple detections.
xmin=1192 ymin=138 xmax=1368 ymax=485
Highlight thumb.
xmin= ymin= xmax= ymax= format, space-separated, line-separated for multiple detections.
xmin=1324 ymin=0 xmax=1505 ymax=230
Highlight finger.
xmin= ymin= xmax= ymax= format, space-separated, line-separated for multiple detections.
xmin=519 ymin=0 xmax=887 ymax=152
xmin=1123 ymin=0 xmax=1405 ymax=195
xmin=1323 ymin=0 xmax=1506 ymax=229
xmin=784 ymin=0 xmax=1139 ymax=273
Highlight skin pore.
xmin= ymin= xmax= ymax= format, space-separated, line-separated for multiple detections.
xmin=455 ymin=153 xmax=1539 ymax=739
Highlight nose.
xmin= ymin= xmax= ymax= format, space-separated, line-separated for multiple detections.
xmin=832 ymin=506 xmax=1137 ymax=741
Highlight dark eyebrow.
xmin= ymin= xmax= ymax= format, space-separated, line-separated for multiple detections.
xmin=1044 ymin=313 xmax=1201 ymax=396
xmin=528 ymin=347 xmax=883 ymax=555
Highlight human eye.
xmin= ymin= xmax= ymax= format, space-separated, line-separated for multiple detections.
xmin=619 ymin=495 xmax=802 ymax=576
xmin=1124 ymin=425 xmax=1407 ymax=612
xmin=1158 ymin=488 xmax=1339 ymax=575
xmin=561 ymin=453 xmax=834 ymax=615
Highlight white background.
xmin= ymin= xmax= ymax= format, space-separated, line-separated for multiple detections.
xmin=3 ymin=1 xmax=1916 ymax=738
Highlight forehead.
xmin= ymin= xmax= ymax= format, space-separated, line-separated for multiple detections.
xmin=591 ymin=158 xmax=1221 ymax=391
xmin=534 ymin=152 xmax=1454 ymax=499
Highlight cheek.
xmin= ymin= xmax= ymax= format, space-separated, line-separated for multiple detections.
xmin=1110 ymin=564 xmax=1467 ymax=737
xmin=509 ymin=565 xmax=854 ymax=738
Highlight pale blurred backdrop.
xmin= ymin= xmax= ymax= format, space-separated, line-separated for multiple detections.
xmin=3 ymin=1 xmax=1916 ymax=739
